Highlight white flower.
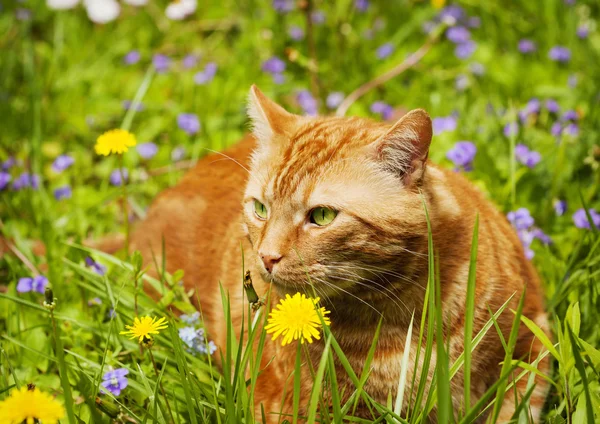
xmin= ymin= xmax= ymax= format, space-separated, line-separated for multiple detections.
xmin=165 ymin=0 xmax=197 ymax=21
xmin=123 ymin=0 xmax=148 ymax=5
xmin=47 ymin=0 xmax=79 ymax=9
xmin=85 ymin=0 xmax=120 ymax=24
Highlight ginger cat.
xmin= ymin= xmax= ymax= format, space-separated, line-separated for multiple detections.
xmin=130 ymin=86 xmax=550 ymax=422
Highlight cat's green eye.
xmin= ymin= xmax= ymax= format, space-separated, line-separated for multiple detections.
xmin=310 ymin=207 xmax=337 ymax=226
xmin=254 ymin=200 xmax=268 ymax=220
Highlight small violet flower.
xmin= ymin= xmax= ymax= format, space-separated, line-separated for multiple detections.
xmin=514 ymin=144 xmax=541 ymax=168
xmin=572 ymin=208 xmax=600 ymax=230
xmin=177 ymin=113 xmax=201 ymax=135
xmin=194 ymin=62 xmax=217 ymax=85
xmin=370 ymin=101 xmax=394 ymax=120
xmin=326 ymin=92 xmax=344 ymax=110
xmin=101 ymin=368 xmax=129 ymax=396
xmin=548 ymin=46 xmax=571 ymax=63
xmin=432 ymin=115 xmax=457 ymax=135
xmin=152 ymin=54 xmax=171 ymax=73
xmin=297 ymin=90 xmax=318 ymax=116
xmin=178 ymin=326 xmax=217 ymax=355
xmin=577 ymin=24 xmax=589 ymax=39
xmin=376 ymin=43 xmax=394 ymax=60
xmin=553 ymin=200 xmax=567 ymax=216
xmin=507 ymin=208 xmax=534 ymax=231
xmin=88 ymin=297 xmax=103 ymax=306
xmin=288 ymin=25 xmax=305 ymax=41
xmin=518 ymin=39 xmax=537 ymax=54
xmin=137 ymin=142 xmax=158 ymax=160
xmin=123 ymin=50 xmax=141 ymax=65
xmin=454 ymin=40 xmax=476 ymax=59
xmin=446 ymin=26 xmax=470 ymax=44
xmin=17 ymin=276 xmax=48 ymax=294
xmin=180 ymin=312 xmax=201 ymax=325
xmin=272 ymin=0 xmax=294 ymax=13
xmin=85 ymin=257 xmax=107 ymax=276
xmin=52 ymin=154 xmax=75 ymax=173
xmin=53 ymin=185 xmax=72 ymax=201
xmin=171 ymin=146 xmax=186 ymax=162
xmin=12 ymin=173 xmax=40 ymax=191
xmin=0 ymin=172 xmax=11 ymax=190
xmin=355 ymin=0 xmax=369 ymax=12
xmin=446 ymin=141 xmax=476 ymax=171
xmin=545 ymin=99 xmax=560 ymax=114
xmin=109 ymin=168 xmax=128 ymax=186
xmin=503 ymin=122 xmax=519 ymax=137
xmin=182 ymin=54 xmax=198 ymax=69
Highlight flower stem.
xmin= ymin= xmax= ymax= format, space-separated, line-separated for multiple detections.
xmin=49 ymin=310 xmax=76 ymax=424
xmin=148 ymin=348 xmax=175 ymax=424
xmin=118 ymin=155 xmax=130 ymax=256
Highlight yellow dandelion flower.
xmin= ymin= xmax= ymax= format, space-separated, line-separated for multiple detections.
xmin=95 ymin=129 xmax=137 ymax=156
xmin=120 ymin=316 xmax=168 ymax=343
xmin=0 ymin=387 xmax=65 ymax=424
xmin=264 ymin=293 xmax=331 ymax=346
xmin=432 ymin=0 xmax=446 ymax=8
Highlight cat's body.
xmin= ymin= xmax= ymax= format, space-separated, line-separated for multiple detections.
xmin=131 ymin=87 xmax=550 ymax=422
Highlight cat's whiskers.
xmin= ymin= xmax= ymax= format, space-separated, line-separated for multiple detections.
xmin=326 ymin=262 xmax=426 ymax=291
xmin=205 ymin=148 xmax=267 ymax=186
xmin=310 ymin=276 xmax=383 ymax=317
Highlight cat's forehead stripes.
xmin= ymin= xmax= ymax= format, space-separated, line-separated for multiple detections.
xmin=271 ymin=117 xmax=386 ymax=199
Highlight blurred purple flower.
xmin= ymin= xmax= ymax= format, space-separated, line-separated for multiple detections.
xmin=109 ymin=168 xmax=128 ymax=186
xmin=137 ymin=142 xmax=158 ymax=160
xmin=122 ymin=100 xmax=144 ymax=111
xmin=179 ymin=326 xmax=217 ymax=355
xmin=52 ymin=154 xmax=74 ymax=173
xmin=507 ymin=208 xmax=534 ymax=231
xmin=326 ymin=92 xmax=344 ymax=109
xmin=563 ymin=123 xmax=579 ymax=137
xmin=376 ymin=43 xmax=394 ymax=59
xmin=455 ymin=40 xmax=476 ymax=59
xmin=262 ymin=57 xmax=286 ymax=74
xmin=551 ymin=122 xmax=563 ymax=137
xmin=503 ymin=122 xmax=519 ymax=137
xmin=297 ymin=90 xmax=318 ymax=116
xmin=311 ymin=10 xmax=325 ymax=24
xmin=562 ymin=110 xmax=578 ymax=121
xmin=515 ymin=144 xmax=541 ymax=168
xmin=101 ymin=368 xmax=129 ymax=396
xmin=272 ymin=73 xmax=286 ymax=85
xmin=446 ymin=141 xmax=476 ymax=171
xmin=0 ymin=172 xmax=10 ymax=190
xmin=517 ymin=229 xmax=535 ymax=260
xmin=171 ymin=146 xmax=186 ymax=162
xmin=54 ymin=185 xmax=72 ymax=201
xmin=12 ymin=172 xmax=40 ymax=191
xmin=2 ymin=157 xmax=17 ymax=170
xmin=182 ymin=54 xmax=198 ymax=69
xmin=567 ymin=74 xmax=578 ymax=88
xmin=370 ymin=101 xmax=393 ymax=120
xmin=88 ymin=297 xmax=102 ymax=306
xmin=549 ymin=46 xmax=571 ymax=63
xmin=439 ymin=5 xmax=465 ymax=23
xmin=467 ymin=16 xmax=481 ymax=28
xmin=123 ymin=50 xmax=140 ymax=65
xmin=85 ymin=256 xmax=107 ymax=276
xmin=554 ymin=199 xmax=567 ymax=216
xmin=446 ymin=26 xmax=470 ymax=44
xmin=432 ymin=115 xmax=457 ymax=135
xmin=545 ymin=99 xmax=560 ymax=114
xmin=532 ymin=228 xmax=552 ymax=245
xmin=572 ymin=208 xmax=600 ymax=230
xmin=288 ymin=25 xmax=305 ymax=41
xmin=519 ymin=98 xmax=541 ymax=121
xmin=422 ymin=21 xmax=437 ymax=34
xmin=272 ymin=0 xmax=294 ymax=13
xmin=181 ymin=312 xmax=200 ymax=325
xmin=577 ymin=24 xmax=589 ymax=39
xmin=153 ymin=54 xmax=171 ymax=73
xmin=355 ymin=0 xmax=369 ymax=12
xmin=17 ymin=276 xmax=48 ymax=294
xmin=177 ymin=113 xmax=201 ymax=135
xmin=518 ymin=39 xmax=537 ymax=54
xmin=194 ymin=62 xmax=217 ymax=85
xmin=455 ymin=74 xmax=469 ymax=91
xmin=469 ymin=62 xmax=485 ymax=76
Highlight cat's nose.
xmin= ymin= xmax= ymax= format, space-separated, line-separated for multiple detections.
xmin=260 ymin=253 xmax=282 ymax=273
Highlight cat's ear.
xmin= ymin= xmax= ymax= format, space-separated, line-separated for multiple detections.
xmin=371 ymin=109 xmax=432 ymax=185
xmin=247 ymin=85 xmax=300 ymax=144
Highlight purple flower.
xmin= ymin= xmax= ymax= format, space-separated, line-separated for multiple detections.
xmin=469 ymin=62 xmax=485 ymax=76
xmin=2 ymin=157 xmax=17 ymax=170
xmin=0 ymin=172 xmax=11 ymax=190
xmin=88 ymin=297 xmax=102 ymax=306
xmin=376 ymin=43 xmax=394 ymax=60
xmin=563 ymin=123 xmax=579 ymax=137
xmin=455 ymin=74 xmax=469 ymax=91
xmin=446 ymin=141 xmax=476 ymax=171
xmin=177 ymin=113 xmax=201 ymax=135
xmin=153 ymin=54 xmax=171 ymax=73
xmin=517 ymin=229 xmax=535 ymax=260
xmin=272 ymin=0 xmax=294 ymax=13
xmin=180 ymin=312 xmax=200 ymax=325
xmin=577 ymin=24 xmax=589 ymax=39
xmin=503 ymin=122 xmax=519 ymax=137
xmin=171 ymin=146 xmax=186 ymax=162
xmin=507 ymin=208 xmax=534 ymax=231
xmin=518 ymin=39 xmax=537 ymax=54
xmin=137 ymin=142 xmax=158 ymax=160
xmin=355 ymin=0 xmax=369 ymax=12
xmin=109 ymin=169 xmax=128 ymax=186
xmin=326 ymin=92 xmax=344 ymax=109
xmin=467 ymin=16 xmax=481 ymax=28
xmin=17 ymin=276 xmax=48 ymax=294
xmin=439 ymin=5 xmax=465 ymax=23
xmin=562 ymin=110 xmax=578 ymax=121
xmin=554 ymin=200 xmax=567 ymax=216
xmin=123 ymin=50 xmax=140 ymax=65
xmin=370 ymin=101 xmax=393 ymax=120
xmin=12 ymin=172 xmax=40 ymax=191
xmin=261 ymin=56 xmax=286 ymax=74
xmin=85 ymin=256 xmax=107 ymax=276
xmin=432 ymin=115 xmax=457 ymax=135
xmin=519 ymin=98 xmax=541 ymax=121
xmin=288 ymin=25 xmax=305 ymax=41
xmin=572 ymin=208 xmax=600 ymax=230
xmin=549 ymin=46 xmax=571 ymax=63
xmin=311 ymin=10 xmax=325 ymax=24
xmin=182 ymin=54 xmax=198 ymax=69
xmin=446 ymin=26 xmax=471 ymax=44
xmin=297 ymin=90 xmax=318 ymax=116
xmin=101 ymin=368 xmax=129 ymax=396
xmin=515 ymin=144 xmax=541 ymax=168
xmin=122 ymin=100 xmax=144 ymax=111
xmin=551 ymin=122 xmax=563 ymax=137
xmin=178 ymin=326 xmax=216 ymax=355
xmin=53 ymin=185 xmax=72 ymax=201
xmin=532 ymin=228 xmax=552 ymax=245
xmin=545 ymin=99 xmax=560 ymax=114
xmin=194 ymin=62 xmax=217 ymax=85
xmin=455 ymin=40 xmax=476 ymax=59
xmin=52 ymin=154 xmax=75 ymax=173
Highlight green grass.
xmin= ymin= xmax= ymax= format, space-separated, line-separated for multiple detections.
xmin=1 ymin=0 xmax=600 ymax=422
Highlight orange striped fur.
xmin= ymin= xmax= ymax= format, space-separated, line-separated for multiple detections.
xmin=130 ymin=86 xmax=550 ymax=422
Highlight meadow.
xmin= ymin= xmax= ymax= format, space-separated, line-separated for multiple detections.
xmin=1 ymin=0 xmax=600 ymax=422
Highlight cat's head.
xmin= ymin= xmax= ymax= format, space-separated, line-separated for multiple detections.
xmin=243 ymin=85 xmax=433 ymax=299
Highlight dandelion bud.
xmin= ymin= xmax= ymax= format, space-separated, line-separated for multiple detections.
xmin=243 ymin=270 xmax=259 ymax=305
xmin=43 ymin=287 xmax=56 ymax=311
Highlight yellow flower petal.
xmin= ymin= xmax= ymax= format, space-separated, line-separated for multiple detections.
xmin=120 ymin=316 xmax=168 ymax=343
xmin=0 ymin=387 xmax=65 ymax=424
xmin=95 ymin=129 xmax=137 ymax=156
